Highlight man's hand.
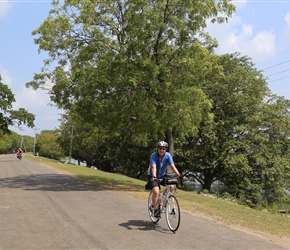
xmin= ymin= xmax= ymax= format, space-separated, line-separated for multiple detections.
xmin=179 ymin=174 xmax=187 ymax=181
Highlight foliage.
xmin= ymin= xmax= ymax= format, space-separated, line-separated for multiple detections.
xmin=0 ymin=131 xmax=34 ymax=153
xmin=56 ymin=111 xmax=150 ymax=176
xmin=0 ymin=131 xmax=21 ymax=153
xmin=177 ymin=53 xmax=290 ymax=206
xmin=27 ymin=0 xmax=235 ymax=155
xmin=56 ymin=112 xmax=107 ymax=168
xmin=22 ymin=135 xmax=34 ymax=152
xmin=0 ymin=75 xmax=35 ymax=133
xmin=36 ymin=130 xmax=64 ymax=159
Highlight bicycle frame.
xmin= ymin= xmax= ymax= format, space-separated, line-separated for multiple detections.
xmin=158 ymin=184 xmax=174 ymax=213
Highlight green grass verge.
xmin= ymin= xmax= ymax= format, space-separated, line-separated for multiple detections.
xmin=25 ymin=154 xmax=290 ymax=238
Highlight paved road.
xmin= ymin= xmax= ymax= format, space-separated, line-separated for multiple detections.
xmin=0 ymin=154 xmax=288 ymax=250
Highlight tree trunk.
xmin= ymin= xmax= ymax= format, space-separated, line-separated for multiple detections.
xmin=166 ymin=130 xmax=175 ymax=174
xmin=203 ymin=168 xmax=213 ymax=192
xmin=166 ymin=130 xmax=174 ymax=156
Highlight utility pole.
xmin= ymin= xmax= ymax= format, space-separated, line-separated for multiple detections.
xmin=69 ymin=125 xmax=74 ymax=163
xmin=33 ymin=128 xmax=39 ymax=156
xmin=20 ymin=136 xmax=27 ymax=152
xmin=22 ymin=137 xmax=27 ymax=152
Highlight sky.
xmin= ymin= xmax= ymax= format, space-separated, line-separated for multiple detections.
xmin=0 ymin=0 xmax=290 ymax=137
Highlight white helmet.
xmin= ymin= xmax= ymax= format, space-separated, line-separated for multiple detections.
xmin=157 ymin=141 xmax=168 ymax=148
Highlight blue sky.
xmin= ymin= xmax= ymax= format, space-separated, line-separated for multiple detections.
xmin=0 ymin=0 xmax=290 ymax=137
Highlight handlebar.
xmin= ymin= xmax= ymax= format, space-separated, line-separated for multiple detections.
xmin=155 ymin=175 xmax=182 ymax=181
xmin=154 ymin=173 xmax=189 ymax=187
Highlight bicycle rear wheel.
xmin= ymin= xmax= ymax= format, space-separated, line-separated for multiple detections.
xmin=165 ymin=194 xmax=180 ymax=232
xmin=148 ymin=190 xmax=159 ymax=224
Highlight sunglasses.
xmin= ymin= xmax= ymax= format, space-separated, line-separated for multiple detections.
xmin=158 ymin=147 xmax=167 ymax=151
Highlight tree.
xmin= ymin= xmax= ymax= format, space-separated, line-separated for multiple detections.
xmin=22 ymin=135 xmax=34 ymax=152
xmin=57 ymin=113 xmax=98 ymax=167
xmin=0 ymin=75 xmax=35 ymax=133
xmin=36 ymin=131 xmax=64 ymax=159
xmin=57 ymin=111 xmax=121 ymax=171
xmin=27 ymin=0 xmax=235 ymax=161
xmin=179 ymin=53 xmax=290 ymax=206
xmin=235 ymin=94 xmax=290 ymax=205
xmin=0 ymin=131 xmax=21 ymax=153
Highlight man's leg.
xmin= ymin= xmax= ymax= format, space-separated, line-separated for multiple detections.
xmin=152 ymin=186 xmax=161 ymax=217
xmin=152 ymin=186 xmax=159 ymax=210
xmin=169 ymin=184 xmax=175 ymax=192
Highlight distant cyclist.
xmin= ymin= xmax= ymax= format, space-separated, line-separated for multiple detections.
xmin=16 ymin=148 xmax=23 ymax=157
xmin=147 ymin=141 xmax=182 ymax=217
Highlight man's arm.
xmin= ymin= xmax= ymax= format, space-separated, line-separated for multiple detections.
xmin=169 ymin=163 xmax=181 ymax=176
xmin=150 ymin=164 xmax=157 ymax=182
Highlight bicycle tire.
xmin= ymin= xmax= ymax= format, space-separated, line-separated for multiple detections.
xmin=165 ymin=194 xmax=180 ymax=232
xmin=147 ymin=190 xmax=159 ymax=224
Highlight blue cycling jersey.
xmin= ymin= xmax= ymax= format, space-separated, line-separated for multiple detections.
xmin=148 ymin=151 xmax=174 ymax=178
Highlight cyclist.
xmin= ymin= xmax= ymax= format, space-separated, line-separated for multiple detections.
xmin=16 ymin=148 xmax=23 ymax=156
xmin=147 ymin=141 xmax=182 ymax=218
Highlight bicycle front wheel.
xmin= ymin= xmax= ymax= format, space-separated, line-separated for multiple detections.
xmin=165 ymin=194 xmax=180 ymax=232
xmin=148 ymin=190 xmax=159 ymax=224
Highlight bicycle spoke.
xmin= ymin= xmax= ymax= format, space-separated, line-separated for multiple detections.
xmin=165 ymin=195 xmax=180 ymax=232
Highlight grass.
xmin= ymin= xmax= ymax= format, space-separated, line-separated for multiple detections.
xmin=25 ymin=154 xmax=290 ymax=239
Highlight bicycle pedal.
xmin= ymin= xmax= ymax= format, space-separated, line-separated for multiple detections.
xmin=154 ymin=210 xmax=161 ymax=218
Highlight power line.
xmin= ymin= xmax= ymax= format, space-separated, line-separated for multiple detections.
xmin=268 ymin=75 xmax=290 ymax=83
xmin=262 ymin=60 xmax=290 ymax=83
xmin=261 ymin=60 xmax=290 ymax=71
xmin=266 ymin=69 xmax=290 ymax=77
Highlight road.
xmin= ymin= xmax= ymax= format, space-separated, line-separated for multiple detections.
xmin=0 ymin=154 xmax=288 ymax=250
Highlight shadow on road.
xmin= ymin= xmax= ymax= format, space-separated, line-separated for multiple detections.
xmin=118 ymin=220 xmax=172 ymax=234
xmin=0 ymin=173 xmax=104 ymax=192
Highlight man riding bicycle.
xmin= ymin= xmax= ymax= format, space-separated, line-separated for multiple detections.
xmin=15 ymin=148 xmax=23 ymax=160
xmin=16 ymin=148 xmax=23 ymax=156
xmin=147 ymin=141 xmax=182 ymax=218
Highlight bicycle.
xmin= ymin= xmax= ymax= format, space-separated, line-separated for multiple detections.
xmin=17 ymin=153 xmax=22 ymax=160
xmin=147 ymin=173 xmax=182 ymax=232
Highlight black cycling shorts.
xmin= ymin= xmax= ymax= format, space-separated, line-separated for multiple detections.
xmin=146 ymin=176 xmax=165 ymax=190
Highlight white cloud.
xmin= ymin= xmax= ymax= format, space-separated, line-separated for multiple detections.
xmin=249 ymin=31 xmax=276 ymax=58
xmin=242 ymin=24 xmax=253 ymax=36
xmin=11 ymin=87 xmax=63 ymax=135
xmin=0 ymin=66 xmax=13 ymax=86
xmin=13 ymin=87 xmax=51 ymax=110
xmin=207 ymin=12 xmax=276 ymax=61
xmin=282 ymin=13 xmax=290 ymax=45
xmin=285 ymin=13 xmax=290 ymax=27
xmin=0 ymin=1 xmax=12 ymax=19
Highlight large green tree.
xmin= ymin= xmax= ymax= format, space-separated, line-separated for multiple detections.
xmin=179 ymin=53 xmax=290 ymax=206
xmin=27 ymin=0 xmax=235 ymax=158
